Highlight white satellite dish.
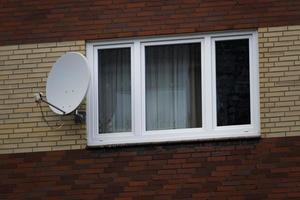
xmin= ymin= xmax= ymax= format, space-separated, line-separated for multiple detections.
xmin=44 ymin=52 xmax=90 ymax=115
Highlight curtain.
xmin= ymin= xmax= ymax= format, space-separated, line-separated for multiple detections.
xmin=98 ymin=48 xmax=131 ymax=133
xmin=145 ymin=43 xmax=202 ymax=131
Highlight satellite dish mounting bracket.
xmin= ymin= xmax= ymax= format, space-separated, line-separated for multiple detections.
xmin=35 ymin=92 xmax=66 ymax=115
xmin=74 ymin=109 xmax=86 ymax=124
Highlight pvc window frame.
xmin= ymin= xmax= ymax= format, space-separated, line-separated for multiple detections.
xmin=86 ymin=30 xmax=260 ymax=147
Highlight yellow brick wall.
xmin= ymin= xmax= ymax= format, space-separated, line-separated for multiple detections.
xmin=0 ymin=41 xmax=86 ymax=154
xmin=0 ymin=26 xmax=300 ymax=154
xmin=259 ymin=25 xmax=300 ymax=138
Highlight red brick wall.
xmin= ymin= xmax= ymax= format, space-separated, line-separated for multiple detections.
xmin=1 ymin=0 xmax=300 ymax=45
xmin=1 ymin=137 xmax=300 ymax=200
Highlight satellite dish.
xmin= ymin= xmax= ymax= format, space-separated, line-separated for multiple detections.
xmin=45 ymin=52 xmax=90 ymax=115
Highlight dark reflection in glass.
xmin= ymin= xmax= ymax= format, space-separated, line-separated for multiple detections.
xmin=216 ymin=39 xmax=250 ymax=126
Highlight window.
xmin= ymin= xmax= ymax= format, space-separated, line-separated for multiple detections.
xmin=86 ymin=31 xmax=260 ymax=146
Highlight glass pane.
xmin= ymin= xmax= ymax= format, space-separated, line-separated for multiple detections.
xmin=98 ymin=48 xmax=131 ymax=133
xmin=216 ymin=39 xmax=250 ymax=126
xmin=145 ymin=43 xmax=202 ymax=131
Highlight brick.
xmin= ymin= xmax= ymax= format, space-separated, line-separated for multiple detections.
xmin=264 ymin=32 xmax=283 ymax=37
xmin=42 ymin=57 xmax=57 ymax=62
xmin=9 ymin=54 xmax=27 ymax=60
xmin=13 ymin=49 xmax=32 ymax=54
xmin=13 ymin=148 xmax=33 ymax=153
xmin=14 ymin=128 xmax=32 ymax=133
xmin=285 ymin=50 xmax=300 ymax=56
xmin=277 ymin=121 xmax=296 ymax=127
xmin=0 ymin=144 xmax=18 ymax=149
xmin=19 ymin=44 xmax=37 ymax=49
xmin=9 ymin=133 xmax=27 ymax=138
xmin=279 ymin=56 xmax=298 ymax=61
xmin=4 ymin=59 xmax=23 ymax=65
xmin=274 ymin=61 xmax=293 ymax=67
xmin=268 ymin=26 xmax=287 ymax=32
xmin=18 ymin=63 xmax=36 ymax=69
xmin=270 ymin=107 xmax=289 ymax=113
xmin=57 ymin=140 xmax=76 ymax=145
xmin=32 ymin=147 xmax=52 ymax=152
xmin=274 ymin=41 xmax=294 ymax=47
xmin=285 ymin=91 xmax=300 ymax=96
xmin=275 ymin=101 xmax=294 ymax=107
xmin=258 ymin=27 xmax=268 ymax=33
xmin=0 ymin=149 xmax=13 ymax=154
xmin=23 ymin=137 xmax=42 ymax=143
xmin=28 ymin=132 xmax=46 ymax=137
xmin=75 ymin=41 xmax=85 ymax=45
xmin=27 ymin=53 xmax=46 ymax=58
xmin=268 ymin=67 xmax=288 ymax=72
xmin=52 ymin=146 xmax=71 ymax=151
xmin=3 ymin=138 xmax=23 ymax=144
xmin=18 ymin=142 xmax=37 ymax=148
xmin=42 ymin=136 xmax=61 ymax=142
xmin=286 ymin=132 xmax=300 ymax=136
xmin=289 ymin=45 xmax=300 ymax=50
xmin=283 ymin=30 xmax=300 ymax=36
xmin=61 ymin=135 xmax=81 ymax=140
xmin=279 ymin=36 xmax=298 ymax=41
xmin=37 ymin=141 xmax=57 ymax=147
xmin=264 ymin=132 xmax=286 ymax=137
xmin=57 ymin=41 xmax=76 ymax=46
xmin=280 ymin=96 xmax=299 ymax=101
xmin=288 ymin=25 xmax=300 ymax=30
xmin=23 ymin=58 xmax=42 ymax=64
xmin=37 ymin=42 xmax=57 ymax=48
xmin=46 ymin=52 xmax=65 ymax=57
xmin=50 ymin=47 xmax=70 ymax=52
xmin=291 ymin=126 xmax=300 ymax=131
xmin=0 ymin=45 xmax=18 ymax=51
xmin=284 ymin=111 xmax=300 ymax=117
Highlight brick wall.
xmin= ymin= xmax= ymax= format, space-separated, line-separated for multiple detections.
xmin=1 ymin=0 xmax=300 ymax=46
xmin=259 ymin=26 xmax=300 ymax=138
xmin=1 ymin=137 xmax=300 ymax=199
xmin=1 ymin=25 xmax=300 ymax=154
xmin=0 ymin=41 xmax=86 ymax=154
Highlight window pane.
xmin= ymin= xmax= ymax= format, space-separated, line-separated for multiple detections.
xmin=216 ymin=39 xmax=250 ymax=126
xmin=145 ymin=43 xmax=202 ymax=131
xmin=98 ymin=48 xmax=131 ymax=133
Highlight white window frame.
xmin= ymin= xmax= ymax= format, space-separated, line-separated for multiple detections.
xmin=86 ymin=30 xmax=260 ymax=147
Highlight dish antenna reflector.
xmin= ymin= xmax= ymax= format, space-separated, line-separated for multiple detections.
xmin=46 ymin=52 xmax=90 ymax=115
xmin=35 ymin=52 xmax=90 ymax=122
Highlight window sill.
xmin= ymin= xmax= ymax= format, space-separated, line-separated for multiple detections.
xmin=87 ymin=130 xmax=260 ymax=147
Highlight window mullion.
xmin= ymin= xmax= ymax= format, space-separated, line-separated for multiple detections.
xmin=140 ymin=42 xmax=146 ymax=135
xmin=133 ymin=41 xmax=143 ymax=136
xmin=203 ymin=36 xmax=214 ymax=131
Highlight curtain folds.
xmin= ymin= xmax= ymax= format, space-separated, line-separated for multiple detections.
xmin=145 ymin=43 xmax=202 ymax=131
xmin=98 ymin=48 xmax=131 ymax=133
xmin=98 ymin=43 xmax=202 ymax=134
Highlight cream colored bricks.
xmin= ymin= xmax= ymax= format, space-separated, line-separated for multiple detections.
xmin=259 ymin=25 xmax=300 ymax=138
xmin=1 ymin=25 xmax=300 ymax=154
xmin=0 ymin=41 xmax=86 ymax=154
